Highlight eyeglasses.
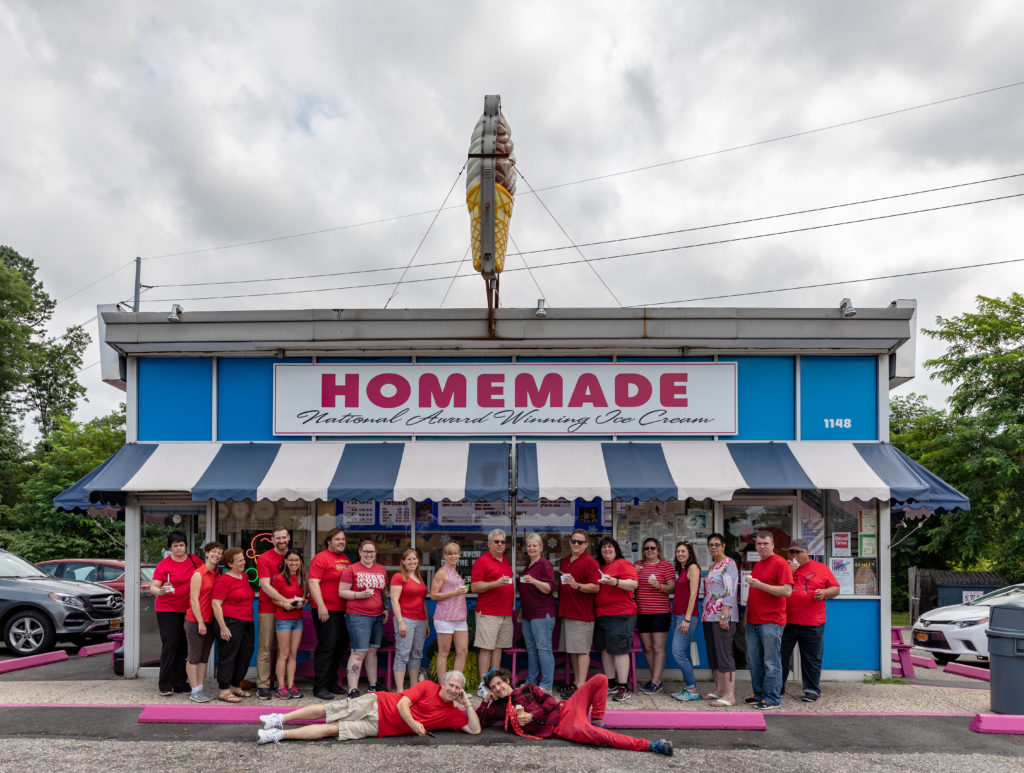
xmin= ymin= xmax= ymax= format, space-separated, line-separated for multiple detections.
xmin=359 ymin=549 xmax=376 ymax=554
xmin=569 ymin=539 xmax=587 ymax=545
xmin=708 ymin=542 xmax=723 ymax=548
xmin=491 ymin=539 xmax=505 ymax=544
xmin=643 ymin=546 xmax=658 ymax=551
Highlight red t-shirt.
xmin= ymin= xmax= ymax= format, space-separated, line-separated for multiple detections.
xmin=257 ymin=548 xmax=289 ymax=615
xmin=341 ymin=562 xmax=388 ymax=617
xmin=672 ymin=565 xmax=701 ymax=617
xmin=185 ymin=564 xmax=219 ymax=623
xmin=633 ymin=559 xmax=675 ymax=614
xmin=271 ymin=572 xmax=304 ymax=621
xmin=308 ymin=549 xmax=351 ymax=612
xmin=558 ymin=553 xmax=601 ymax=621
xmin=786 ymin=559 xmax=838 ymax=626
xmin=375 ymin=679 xmax=469 ymax=737
xmin=390 ymin=574 xmax=428 ymax=621
xmin=595 ymin=558 xmax=638 ymax=616
xmin=471 ymin=552 xmax=514 ymax=616
xmin=153 ymin=554 xmax=201 ymax=614
xmin=747 ymin=553 xmax=794 ymax=625
xmin=212 ymin=573 xmax=255 ymax=620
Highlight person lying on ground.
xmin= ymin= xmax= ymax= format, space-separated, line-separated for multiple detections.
xmin=256 ymin=670 xmax=480 ymax=743
xmin=475 ymin=668 xmax=673 ymax=756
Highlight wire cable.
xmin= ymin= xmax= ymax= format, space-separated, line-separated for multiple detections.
xmin=132 ymin=80 xmax=1024 ymax=263
xmin=384 ymin=163 xmax=466 ymax=308
xmin=148 ymin=172 xmax=1023 ymax=290
xmin=138 ymin=190 xmax=1023 ymax=303
xmin=508 ymin=233 xmax=548 ymax=303
xmin=439 ymin=245 xmax=472 ymax=308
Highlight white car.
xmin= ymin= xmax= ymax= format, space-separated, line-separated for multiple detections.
xmin=912 ymin=584 xmax=1024 ymax=664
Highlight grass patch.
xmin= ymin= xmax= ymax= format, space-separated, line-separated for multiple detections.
xmin=891 ymin=612 xmax=910 ymax=627
xmin=863 ymin=672 xmax=907 ymax=685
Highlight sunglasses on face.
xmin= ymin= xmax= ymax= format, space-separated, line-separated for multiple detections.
xmin=491 ymin=539 xmax=505 ymax=544
xmin=643 ymin=546 xmax=658 ymax=551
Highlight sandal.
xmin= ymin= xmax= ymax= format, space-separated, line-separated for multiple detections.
xmin=710 ymin=698 xmax=733 ymax=707
xmin=704 ymin=692 xmax=720 ymax=701
xmin=232 ymin=689 xmax=252 ymax=698
xmin=219 ymin=692 xmax=242 ymax=703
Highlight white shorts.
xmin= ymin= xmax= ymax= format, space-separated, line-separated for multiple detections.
xmin=434 ymin=618 xmax=469 ymax=635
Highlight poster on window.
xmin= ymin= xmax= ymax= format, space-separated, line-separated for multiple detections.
xmin=854 ymin=557 xmax=878 ymax=595
xmin=858 ymin=509 xmax=878 ymax=535
xmin=340 ymin=500 xmax=375 ymax=526
xmin=831 ymin=532 xmax=852 ymax=557
xmin=830 ymin=557 xmax=854 ymax=595
xmin=858 ymin=534 xmax=877 ymax=557
xmin=379 ymin=500 xmax=411 ymax=527
xmin=800 ymin=514 xmax=826 ymax=556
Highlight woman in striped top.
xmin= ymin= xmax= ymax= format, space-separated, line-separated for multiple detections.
xmin=633 ymin=538 xmax=675 ymax=694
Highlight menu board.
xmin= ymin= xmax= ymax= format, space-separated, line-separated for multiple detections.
xmin=379 ymin=500 xmax=411 ymax=527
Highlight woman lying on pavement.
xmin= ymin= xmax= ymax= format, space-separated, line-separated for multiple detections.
xmin=474 ymin=668 xmax=673 ymax=756
xmin=256 ymin=670 xmax=480 ymax=743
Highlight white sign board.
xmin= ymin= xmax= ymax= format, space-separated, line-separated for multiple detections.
xmin=273 ymin=363 xmax=737 ymax=436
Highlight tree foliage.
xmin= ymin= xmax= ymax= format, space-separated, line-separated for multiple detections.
xmin=890 ymin=293 xmax=1024 ymax=606
xmin=0 ymin=406 xmax=126 ymax=562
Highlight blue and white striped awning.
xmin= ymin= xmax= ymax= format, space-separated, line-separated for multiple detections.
xmin=516 ymin=441 xmax=970 ymax=508
xmin=54 ymin=442 xmax=509 ymax=508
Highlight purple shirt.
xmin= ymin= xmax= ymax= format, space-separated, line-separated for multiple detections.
xmin=518 ymin=557 xmax=556 ymax=620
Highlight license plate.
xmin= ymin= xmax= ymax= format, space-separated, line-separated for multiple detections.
xmin=110 ymin=619 xmax=121 ymax=629
xmin=914 ymin=631 xmax=928 ymax=642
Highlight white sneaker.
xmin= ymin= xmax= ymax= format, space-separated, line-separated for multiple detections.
xmin=257 ymin=727 xmax=284 ymax=744
xmin=259 ymin=713 xmax=285 ymax=730
xmin=476 ymin=683 xmax=489 ymax=699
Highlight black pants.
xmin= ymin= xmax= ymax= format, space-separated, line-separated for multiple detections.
xmin=156 ymin=611 xmax=189 ymax=692
xmin=312 ymin=610 xmax=349 ymax=690
xmin=781 ymin=622 xmax=826 ymax=696
xmin=217 ymin=617 xmax=255 ymax=690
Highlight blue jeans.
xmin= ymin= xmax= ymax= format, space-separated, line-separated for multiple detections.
xmin=745 ymin=621 xmax=784 ymax=706
xmin=780 ymin=623 xmax=825 ymax=696
xmin=522 ymin=614 xmax=556 ymax=691
xmin=346 ymin=613 xmax=385 ymax=652
xmin=670 ymin=614 xmax=697 ymax=689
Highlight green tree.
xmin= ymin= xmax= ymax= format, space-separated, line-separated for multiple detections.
xmin=0 ymin=406 xmax=126 ymax=562
xmin=0 ymin=245 xmax=89 ymax=504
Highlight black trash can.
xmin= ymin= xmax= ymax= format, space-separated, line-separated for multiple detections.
xmin=986 ymin=599 xmax=1024 ymax=714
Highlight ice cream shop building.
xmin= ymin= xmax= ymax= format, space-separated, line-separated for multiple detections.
xmin=58 ymin=299 xmax=969 ymax=681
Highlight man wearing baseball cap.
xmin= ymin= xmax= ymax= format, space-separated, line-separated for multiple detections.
xmin=781 ymin=539 xmax=840 ymax=702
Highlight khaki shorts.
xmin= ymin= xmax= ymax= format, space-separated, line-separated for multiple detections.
xmin=324 ymin=693 xmax=380 ymax=740
xmin=559 ymin=618 xmax=595 ymax=654
xmin=474 ymin=612 xmax=513 ymax=650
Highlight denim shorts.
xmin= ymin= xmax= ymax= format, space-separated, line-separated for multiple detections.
xmin=346 ymin=612 xmax=385 ymax=651
xmin=275 ymin=618 xmax=303 ymax=633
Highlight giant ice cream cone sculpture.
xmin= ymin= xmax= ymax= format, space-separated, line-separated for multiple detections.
xmin=466 ymin=110 xmax=516 ymax=273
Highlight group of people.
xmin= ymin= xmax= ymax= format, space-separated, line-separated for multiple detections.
xmin=151 ymin=524 xmax=839 ymax=716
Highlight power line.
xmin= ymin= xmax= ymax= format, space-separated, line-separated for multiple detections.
xmin=149 ymin=172 xmax=1023 ymax=290
xmin=140 ymin=190 xmax=1023 ymax=303
xmin=637 ymin=257 xmax=1024 ymax=306
xmin=135 ymin=79 xmax=1024 ymax=262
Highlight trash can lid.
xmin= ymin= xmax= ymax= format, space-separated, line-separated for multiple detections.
xmin=987 ymin=599 xmax=1024 ymax=636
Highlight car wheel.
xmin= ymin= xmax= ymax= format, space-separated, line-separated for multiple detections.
xmin=932 ymin=653 xmax=958 ymax=666
xmin=3 ymin=610 xmax=56 ymax=657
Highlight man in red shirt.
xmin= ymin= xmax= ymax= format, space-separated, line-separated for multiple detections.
xmin=781 ymin=539 xmax=840 ymax=702
xmin=557 ymin=529 xmax=601 ymax=699
xmin=256 ymin=670 xmax=480 ymax=743
xmin=743 ymin=532 xmax=793 ymax=710
xmin=256 ymin=526 xmax=292 ymax=700
xmin=470 ymin=528 xmax=514 ymax=698
xmin=308 ymin=528 xmax=352 ymax=701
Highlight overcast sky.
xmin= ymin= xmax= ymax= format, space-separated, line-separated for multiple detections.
xmin=3 ymin=1 xmax=1022 ymax=427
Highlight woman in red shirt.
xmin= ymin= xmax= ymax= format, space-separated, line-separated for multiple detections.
xmin=594 ymin=537 xmax=639 ymax=702
xmin=272 ymin=550 xmax=307 ymax=700
xmin=339 ymin=540 xmax=389 ymax=696
xmin=476 ymin=667 xmax=672 ymax=756
xmin=149 ymin=531 xmax=201 ymax=697
xmin=390 ymin=548 xmax=430 ymax=691
xmin=211 ymin=547 xmax=256 ymax=703
xmin=633 ymin=538 xmax=676 ymax=694
xmin=184 ymin=541 xmax=223 ymax=703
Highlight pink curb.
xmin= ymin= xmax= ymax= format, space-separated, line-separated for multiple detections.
xmin=0 ymin=703 xmax=142 ymax=709
xmin=891 ymin=652 xmax=937 ymax=669
xmin=0 ymin=650 xmax=69 ymax=674
xmin=138 ymin=705 xmax=323 ymax=725
xmin=970 ymin=713 xmax=1024 ymax=734
xmin=77 ymin=641 xmax=117 ymax=657
xmin=603 ymin=710 xmax=766 ymax=730
xmin=943 ymin=662 xmax=991 ymax=682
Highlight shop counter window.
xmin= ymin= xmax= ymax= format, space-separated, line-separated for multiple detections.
xmin=824 ymin=491 xmax=879 ymax=596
